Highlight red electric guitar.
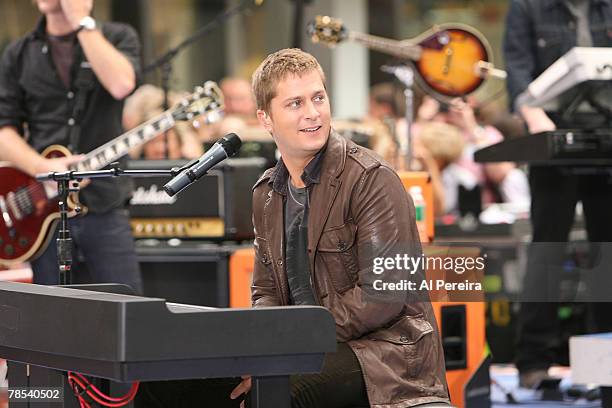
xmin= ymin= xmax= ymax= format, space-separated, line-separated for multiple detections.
xmin=0 ymin=81 xmax=223 ymax=265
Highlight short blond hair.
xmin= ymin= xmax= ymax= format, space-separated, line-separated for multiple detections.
xmin=417 ymin=122 xmax=465 ymax=165
xmin=251 ymin=48 xmax=326 ymax=112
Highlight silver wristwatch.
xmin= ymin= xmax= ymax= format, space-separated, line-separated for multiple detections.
xmin=78 ymin=16 xmax=97 ymax=32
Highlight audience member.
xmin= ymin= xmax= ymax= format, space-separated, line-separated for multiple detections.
xmin=123 ymin=84 xmax=202 ymax=160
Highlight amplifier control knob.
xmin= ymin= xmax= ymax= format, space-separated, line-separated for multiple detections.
xmin=176 ymin=224 xmax=185 ymax=234
xmin=166 ymin=223 xmax=174 ymax=233
xmin=145 ymin=224 xmax=154 ymax=233
xmin=135 ymin=223 xmax=144 ymax=233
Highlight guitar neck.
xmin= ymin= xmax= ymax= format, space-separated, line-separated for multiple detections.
xmin=73 ymin=112 xmax=176 ymax=172
xmin=348 ymin=31 xmax=422 ymax=61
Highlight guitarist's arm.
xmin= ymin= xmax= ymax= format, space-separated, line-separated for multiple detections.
xmin=0 ymin=126 xmax=83 ymax=176
xmin=76 ymin=30 xmax=136 ymax=100
xmin=61 ymin=0 xmax=139 ymax=100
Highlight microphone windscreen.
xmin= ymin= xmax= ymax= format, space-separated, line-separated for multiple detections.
xmin=220 ymin=133 xmax=242 ymax=157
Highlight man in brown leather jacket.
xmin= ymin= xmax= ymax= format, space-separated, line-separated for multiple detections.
xmin=230 ymin=48 xmax=449 ymax=408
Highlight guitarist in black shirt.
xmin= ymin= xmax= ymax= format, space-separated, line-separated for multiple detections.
xmin=0 ymin=0 xmax=142 ymax=291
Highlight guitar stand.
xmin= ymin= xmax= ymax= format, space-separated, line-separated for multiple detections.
xmin=35 ymin=163 xmax=190 ymax=285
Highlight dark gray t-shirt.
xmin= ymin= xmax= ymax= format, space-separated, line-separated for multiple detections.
xmin=48 ymin=32 xmax=75 ymax=89
xmin=285 ymin=179 xmax=307 ymax=238
xmin=284 ymin=179 xmax=317 ymax=306
xmin=269 ymin=144 xmax=327 ymax=306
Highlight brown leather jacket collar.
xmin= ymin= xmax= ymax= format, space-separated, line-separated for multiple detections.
xmin=268 ymin=141 xmax=327 ymax=195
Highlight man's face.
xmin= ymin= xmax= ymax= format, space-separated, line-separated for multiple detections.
xmin=221 ymin=80 xmax=256 ymax=117
xmin=35 ymin=0 xmax=62 ymax=14
xmin=258 ymin=70 xmax=331 ymax=161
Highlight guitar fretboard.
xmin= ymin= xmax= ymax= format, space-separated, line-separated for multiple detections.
xmin=349 ymin=32 xmax=422 ymax=60
xmin=72 ymin=112 xmax=176 ymax=172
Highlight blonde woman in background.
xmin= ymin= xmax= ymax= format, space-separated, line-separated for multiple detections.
xmin=415 ymin=96 xmax=530 ymax=208
xmin=412 ymin=122 xmax=468 ymax=216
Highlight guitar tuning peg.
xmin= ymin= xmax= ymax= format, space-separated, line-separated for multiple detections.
xmin=192 ymin=110 xmax=222 ymax=129
xmin=74 ymin=206 xmax=82 ymax=214
xmin=192 ymin=118 xmax=202 ymax=129
xmin=206 ymin=110 xmax=223 ymax=125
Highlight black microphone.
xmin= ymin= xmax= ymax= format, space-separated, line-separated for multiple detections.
xmin=163 ymin=133 xmax=242 ymax=197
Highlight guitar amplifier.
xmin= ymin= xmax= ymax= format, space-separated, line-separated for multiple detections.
xmin=136 ymin=239 xmax=253 ymax=307
xmin=127 ymin=158 xmax=267 ymax=240
xmin=136 ymin=240 xmax=253 ymax=308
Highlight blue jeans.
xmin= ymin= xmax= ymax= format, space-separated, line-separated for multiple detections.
xmin=31 ymin=209 xmax=142 ymax=294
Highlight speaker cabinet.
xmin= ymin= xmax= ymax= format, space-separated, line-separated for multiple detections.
xmin=432 ymin=302 xmax=486 ymax=408
xmin=441 ymin=304 xmax=468 ymax=370
xmin=136 ymin=241 xmax=250 ymax=307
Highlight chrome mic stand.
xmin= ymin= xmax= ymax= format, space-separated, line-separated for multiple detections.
xmin=35 ymin=163 xmax=191 ymax=284
xmin=381 ymin=64 xmax=415 ymax=170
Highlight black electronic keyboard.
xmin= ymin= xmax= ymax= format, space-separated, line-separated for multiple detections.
xmin=0 ymin=282 xmax=336 ymax=407
xmin=474 ymin=129 xmax=612 ymax=165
